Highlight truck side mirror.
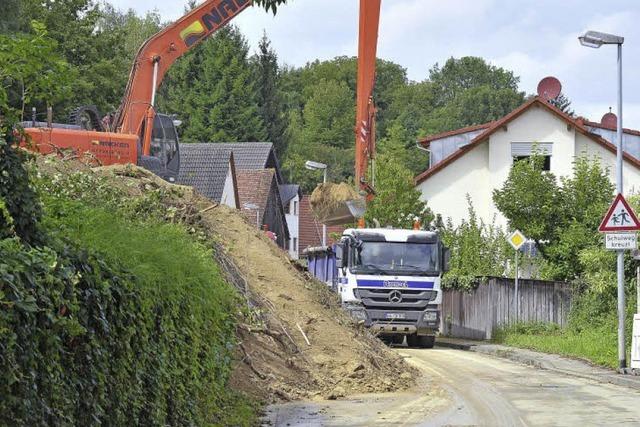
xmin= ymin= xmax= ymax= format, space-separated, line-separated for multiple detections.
xmin=335 ymin=243 xmax=347 ymax=269
xmin=443 ymin=247 xmax=451 ymax=272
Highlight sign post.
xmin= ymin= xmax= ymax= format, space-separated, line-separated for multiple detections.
xmin=599 ymin=193 xmax=640 ymax=370
xmin=507 ymin=230 xmax=527 ymax=320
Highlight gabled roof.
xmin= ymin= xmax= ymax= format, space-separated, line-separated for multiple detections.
xmin=177 ymin=144 xmax=239 ymax=207
xmin=279 ymin=184 xmax=301 ymax=206
xmin=415 ymin=96 xmax=640 ymax=185
xmin=210 ymin=142 xmax=284 ymax=183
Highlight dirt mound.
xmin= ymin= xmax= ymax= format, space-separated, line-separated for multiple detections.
xmin=309 ymin=182 xmax=365 ymax=225
xmin=37 ymin=158 xmax=417 ymax=402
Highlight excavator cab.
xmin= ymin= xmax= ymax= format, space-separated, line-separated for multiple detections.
xmin=139 ymin=113 xmax=180 ymax=182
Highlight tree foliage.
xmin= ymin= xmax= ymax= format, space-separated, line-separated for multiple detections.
xmin=492 ymin=153 xmax=561 ymax=244
xmin=440 ymin=197 xmax=510 ymax=290
xmin=494 ymin=154 xmax=616 ymax=281
xmin=158 ymin=25 xmax=266 ymax=142
xmin=364 ymin=152 xmax=432 ymax=229
xmin=251 ymin=33 xmax=288 ymax=156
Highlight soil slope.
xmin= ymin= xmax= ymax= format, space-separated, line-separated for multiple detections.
xmin=38 ymin=158 xmax=416 ymax=403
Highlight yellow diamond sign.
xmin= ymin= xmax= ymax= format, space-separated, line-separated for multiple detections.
xmin=508 ymin=230 xmax=526 ymax=250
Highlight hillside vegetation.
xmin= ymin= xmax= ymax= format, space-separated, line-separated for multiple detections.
xmin=1 ymin=133 xmax=245 ymax=425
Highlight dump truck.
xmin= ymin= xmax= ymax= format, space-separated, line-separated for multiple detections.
xmin=305 ymin=228 xmax=449 ymax=348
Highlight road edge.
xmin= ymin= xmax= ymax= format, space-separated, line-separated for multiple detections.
xmin=436 ymin=338 xmax=640 ymax=391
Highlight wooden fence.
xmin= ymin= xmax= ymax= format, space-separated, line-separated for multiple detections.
xmin=440 ymin=277 xmax=573 ymax=340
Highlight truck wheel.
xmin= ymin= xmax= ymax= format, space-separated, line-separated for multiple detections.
xmin=407 ymin=334 xmax=435 ymax=349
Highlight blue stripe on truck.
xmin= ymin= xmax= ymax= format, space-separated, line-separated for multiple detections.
xmin=356 ymin=279 xmax=434 ymax=289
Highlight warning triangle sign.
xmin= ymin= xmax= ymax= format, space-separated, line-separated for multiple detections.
xmin=599 ymin=194 xmax=640 ymax=232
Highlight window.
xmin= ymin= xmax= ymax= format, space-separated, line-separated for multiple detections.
xmin=293 ymin=237 xmax=298 ymax=252
xmin=294 ymin=200 xmax=298 ymax=215
xmin=511 ymin=142 xmax=553 ymax=172
xmin=513 ymin=155 xmax=551 ymax=171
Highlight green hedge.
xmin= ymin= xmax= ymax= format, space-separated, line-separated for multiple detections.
xmin=0 ymin=139 xmax=241 ymax=425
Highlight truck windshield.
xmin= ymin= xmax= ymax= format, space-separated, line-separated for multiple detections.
xmin=352 ymin=242 xmax=439 ymax=275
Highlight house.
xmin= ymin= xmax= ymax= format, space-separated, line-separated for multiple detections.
xmin=236 ymin=169 xmax=290 ymax=249
xmin=299 ymin=195 xmax=345 ymax=251
xmin=279 ymin=184 xmax=302 ymax=259
xmin=177 ymin=144 xmax=239 ymax=208
xmin=415 ymin=94 xmax=640 ymax=227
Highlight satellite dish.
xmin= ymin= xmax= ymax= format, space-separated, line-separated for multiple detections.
xmin=601 ymin=109 xmax=617 ymax=128
xmin=537 ymin=76 xmax=562 ymax=101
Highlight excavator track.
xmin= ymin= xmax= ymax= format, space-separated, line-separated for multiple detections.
xmin=68 ymin=105 xmax=105 ymax=132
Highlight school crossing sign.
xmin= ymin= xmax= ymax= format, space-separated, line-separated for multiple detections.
xmin=599 ymin=194 xmax=640 ymax=251
xmin=599 ymin=194 xmax=640 ymax=232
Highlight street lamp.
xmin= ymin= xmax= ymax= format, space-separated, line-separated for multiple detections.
xmin=579 ymin=29 xmax=626 ymax=369
xmin=305 ymin=160 xmax=328 ymax=247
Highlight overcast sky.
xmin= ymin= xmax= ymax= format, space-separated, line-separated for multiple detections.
xmin=107 ymin=0 xmax=640 ymax=128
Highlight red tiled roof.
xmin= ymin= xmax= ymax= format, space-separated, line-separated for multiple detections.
xmin=298 ymin=195 xmax=344 ymax=250
xmin=414 ymin=97 xmax=640 ymax=185
xmin=418 ymin=122 xmax=494 ymax=148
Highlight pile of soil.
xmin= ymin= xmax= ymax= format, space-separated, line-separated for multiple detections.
xmin=309 ymin=182 xmax=364 ymax=225
xmin=37 ymin=157 xmax=417 ymax=402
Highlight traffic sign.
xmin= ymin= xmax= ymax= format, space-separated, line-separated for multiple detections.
xmin=507 ymin=230 xmax=526 ymax=250
xmin=599 ymin=194 xmax=640 ymax=232
xmin=605 ymin=233 xmax=637 ymax=250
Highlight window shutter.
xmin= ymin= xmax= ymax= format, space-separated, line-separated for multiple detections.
xmin=511 ymin=142 xmax=553 ymax=157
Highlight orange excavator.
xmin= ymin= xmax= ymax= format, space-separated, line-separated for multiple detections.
xmin=23 ymin=0 xmax=382 ymax=193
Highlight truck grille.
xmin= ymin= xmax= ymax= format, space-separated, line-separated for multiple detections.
xmin=354 ymin=288 xmax=436 ymax=311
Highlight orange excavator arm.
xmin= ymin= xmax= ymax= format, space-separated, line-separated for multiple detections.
xmin=355 ymin=0 xmax=381 ymax=196
xmin=113 ymin=0 xmax=253 ymax=155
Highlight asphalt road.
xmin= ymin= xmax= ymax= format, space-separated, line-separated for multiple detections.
xmin=263 ymin=348 xmax=640 ymax=426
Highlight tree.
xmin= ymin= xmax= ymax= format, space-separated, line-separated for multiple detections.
xmin=441 ymin=198 xmax=510 ymax=289
xmin=0 ymin=22 xmax=72 ymax=121
xmin=282 ymin=79 xmax=355 ymax=191
xmin=251 ymin=32 xmax=288 ymax=157
xmin=364 ymin=153 xmax=432 ymax=229
xmin=492 ymin=153 xmax=562 ymax=245
xmin=158 ymin=25 xmax=267 ymax=142
xmin=429 ymin=56 xmax=521 ymax=107
xmin=549 ymin=93 xmax=574 ymax=116
xmin=543 ymin=157 xmax=614 ymax=280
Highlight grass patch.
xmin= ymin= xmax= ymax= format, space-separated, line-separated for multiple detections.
xmin=494 ymin=322 xmax=618 ymax=369
xmin=35 ymin=194 xmax=252 ymax=424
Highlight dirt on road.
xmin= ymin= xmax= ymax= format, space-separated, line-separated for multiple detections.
xmin=266 ymin=347 xmax=640 ymax=426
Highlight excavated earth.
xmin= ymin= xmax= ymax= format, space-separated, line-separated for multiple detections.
xmin=36 ymin=156 xmax=417 ymax=404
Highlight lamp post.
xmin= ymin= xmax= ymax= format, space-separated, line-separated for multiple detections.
xmin=579 ymin=30 xmax=626 ymax=369
xmin=305 ymin=160 xmax=328 ymax=247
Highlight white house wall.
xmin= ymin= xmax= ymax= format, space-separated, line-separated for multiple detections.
xmin=575 ymin=133 xmax=640 ymax=195
xmin=220 ymin=166 xmax=237 ymax=208
xmin=417 ymin=142 xmax=492 ymax=226
xmin=286 ymin=195 xmax=300 ymax=259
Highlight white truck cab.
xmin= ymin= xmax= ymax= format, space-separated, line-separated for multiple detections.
xmin=335 ymin=228 xmax=450 ymax=348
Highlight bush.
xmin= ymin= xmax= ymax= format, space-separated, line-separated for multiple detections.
xmin=1 ymin=139 xmax=241 ymax=424
xmin=440 ymin=197 xmax=510 ymax=290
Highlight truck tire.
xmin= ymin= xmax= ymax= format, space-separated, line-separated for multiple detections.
xmin=407 ymin=334 xmax=435 ymax=349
